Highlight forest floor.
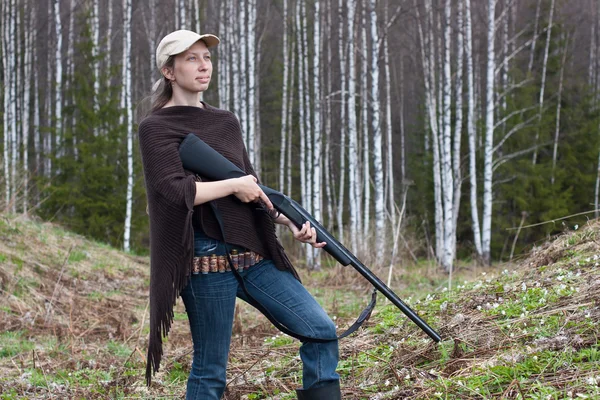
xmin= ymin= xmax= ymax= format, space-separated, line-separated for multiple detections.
xmin=0 ymin=213 xmax=599 ymax=399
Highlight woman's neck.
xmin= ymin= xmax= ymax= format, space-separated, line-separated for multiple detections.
xmin=164 ymin=90 xmax=204 ymax=108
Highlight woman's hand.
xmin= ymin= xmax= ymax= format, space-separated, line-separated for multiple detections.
xmin=232 ymin=175 xmax=274 ymax=209
xmin=288 ymin=220 xmax=326 ymax=248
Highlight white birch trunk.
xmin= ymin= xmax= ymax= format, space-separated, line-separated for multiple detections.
xmin=384 ymin=0 xmax=395 ymax=228
xmin=147 ymin=0 xmax=157 ymax=85
xmin=325 ymin=2 xmax=334 ymax=232
xmin=107 ymin=0 xmax=113 ymax=65
xmin=2 ymin=0 xmax=11 ymax=207
xmin=287 ymin=39 xmax=295 ymax=196
xmin=482 ymin=0 xmax=497 ymax=265
xmin=248 ymin=0 xmax=258 ymax=171
xmin=92 ymin=0 xmax=100 ymax=123
xmin=218 ymin=0 xmax=230 ymax=109
xmin=179 ymin=0 xmax=187 ymax=29
xmin=54 ymin=0 xmax=63 ymax=159
xmin=34 ymin=47 xmax=40 ymax=200
xmin=551 ymin=34 xmax=568 ymax=185
xmin=418 ymin=0 xmax=443 ymax=262
xmin=296 ymin=0 xmax=308 ymax=213
xmin=370 ymin=0 xmax=385 ymax=260
xmin=312 ymin=0 xmax=322 ymax=268
xmin=452 ymin=0 xmax=465 ymax=269
xmin=23 ymin=7 xmax=32 ymax=213
xmin=440 ymin=0 xmax=454 ymax=271
xmin=231 ymin=1 xmax=240 ymax=119
xmin=279 ymin=0 xmax=290 ymax=193
xmin=123 ymin=0 xmax=133 ymax=252
xmin=532 ymin=0 xmax=554 ymax=165
xmin=528 ymin=0 xmax=542 ymax=75
xmin=195 ymin=0 xmax=201 ymax=32
xmin=590 ymin=24 xmax=596 ymax=90
xmin=361 ymin=4 xmax=370 ymax=248
xmin=337 ymin=0 xmax=347 ymax=242
xmin=240 ymin=1 xmax=248 ymax=147
xmin=10 ymin=0 xmax=18 ymax=211
xmin=68 ymin=0 xmax=78 ymax=155
xmin=464 ymin=0 xmax=482 ymax=257
xmin=301 ymin=0 xmax=313 ymax=220
xmin=347 ymin=0 xmax=360 ymax=253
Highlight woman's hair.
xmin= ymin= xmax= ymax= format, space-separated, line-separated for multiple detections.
xmin=151 ymin=56 xmax=176 ymax=112
xmin=135 ymin=56 xmax=175 ymax=123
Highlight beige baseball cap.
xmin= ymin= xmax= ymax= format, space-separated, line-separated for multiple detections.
xmin=156 ymin=30 xmax=220 ymax=70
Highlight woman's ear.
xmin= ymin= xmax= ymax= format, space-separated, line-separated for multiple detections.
xmin=161 ymin=66 xmax=174 ymax=81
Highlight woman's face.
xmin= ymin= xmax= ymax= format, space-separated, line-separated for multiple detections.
xmin=165 ymin=40 xmax=213 ymax=93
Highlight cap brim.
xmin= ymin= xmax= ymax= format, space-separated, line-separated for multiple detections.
xmin=198 ymin=34 xmax=220 ymax=48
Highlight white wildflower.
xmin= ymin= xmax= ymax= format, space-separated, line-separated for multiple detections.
xmin=440 ymin=301 xmax=448 ymax=312
xmin=521 ymin=282 xmax=527 ymax=292
xmin=586 ymin=376 xmax=597 ymax=385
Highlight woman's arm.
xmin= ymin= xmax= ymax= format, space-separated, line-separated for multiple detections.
xmin=195 ymin=174 xmax=274 ymax=208
xmin=272 ymin=214 xmax=326 ymax=249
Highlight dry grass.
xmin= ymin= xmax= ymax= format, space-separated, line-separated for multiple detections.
xmin=1 ymin=214 xmax=600 ymax=399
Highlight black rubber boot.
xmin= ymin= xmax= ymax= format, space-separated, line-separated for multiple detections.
xmin=295 ymin=380 xmax=342 ymax=400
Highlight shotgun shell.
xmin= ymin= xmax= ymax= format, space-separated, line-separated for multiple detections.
xmin=237 ymin=252 xmax=245 ymax=272
xmin=244 ymin=252 xmax=252 ymax=270
xmin=231 ymin=249 xmax=239 ymax=271
xmin=192 ymin=257 xmax=201 ymax=275
xmin=209 ymin=254 xmax=218 ymax=273
xmin=218 ymin=255 xmax=226 ymax=273
xmin=201 ymin=256 xmax=209 ymax=274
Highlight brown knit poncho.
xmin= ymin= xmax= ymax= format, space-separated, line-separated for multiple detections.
xmin=138 ymin=103 xmax=300 ymax=384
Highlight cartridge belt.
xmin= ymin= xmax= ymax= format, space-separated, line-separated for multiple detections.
xmin=192 ymin=250 xmax=264 ymax=275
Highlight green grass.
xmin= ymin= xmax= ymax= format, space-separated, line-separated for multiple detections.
xmin=0 ymin=331 xmax=34 ymax=358
xmin=68 ymin=249 xmax=88 ymax=263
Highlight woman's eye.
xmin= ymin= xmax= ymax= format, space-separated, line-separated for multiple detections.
xmin=188 ymin=56 xmax=196 ymax=61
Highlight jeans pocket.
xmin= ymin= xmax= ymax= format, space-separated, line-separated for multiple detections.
xmin=194 ymin=237 xmax=220 ymax=256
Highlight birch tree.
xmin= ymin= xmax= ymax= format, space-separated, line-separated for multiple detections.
xmin=312 ymin=0 xmax=323 ymax=242
xmin=337 ymin=0 xmax=347 ymax=242
xmin=383 ymin=0 xmax=396 ymax=229
xmin=23 ymin=5 xmax=33 ymax=212
xmin=551 ymin=34 xmax=568 ymax=185
xmin=361 ymin=4 xmax=370 ymax=248
xmin=2 ymin=0 xmax=12 ymax=208
xmin=247 ymin=0 xmax=258 ymax=172
xmin=464 ymin=0 xmax=483 ymax=258
xmin=347 ymin=0 xmax=360 ymax=253
xmin=370 ymin=0 xmax=385 ymax=259
xmin=122 ymin=0 xmax=134 ymax=251
xmin=482 ymin=0 xmax=497 ymax=264
xmin=92 ymin=0 xmax=100 ymax=122
xmin=532 ymin=0 xmax=555 ymax=164
xmin=279 ymin=0 xmax=290 ymax=193
xmin=54 ymin=0 xmax=63 ymax=160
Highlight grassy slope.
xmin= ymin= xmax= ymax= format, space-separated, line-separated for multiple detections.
xmin=0 ymin=214 xmax=599 ymax=399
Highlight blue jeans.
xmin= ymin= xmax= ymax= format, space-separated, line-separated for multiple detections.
xmin=180 ymin=230 xmax=340 ymax=399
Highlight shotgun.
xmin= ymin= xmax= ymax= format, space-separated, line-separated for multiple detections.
xmin=179 ymin=133 xmax=441 ymax=343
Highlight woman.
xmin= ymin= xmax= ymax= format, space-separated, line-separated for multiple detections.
xmin=138 ymin=30 xmax=342 ymax=400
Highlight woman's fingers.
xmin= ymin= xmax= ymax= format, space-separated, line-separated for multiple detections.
xmin=258 ymin=189 xmax=274 ymax=210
